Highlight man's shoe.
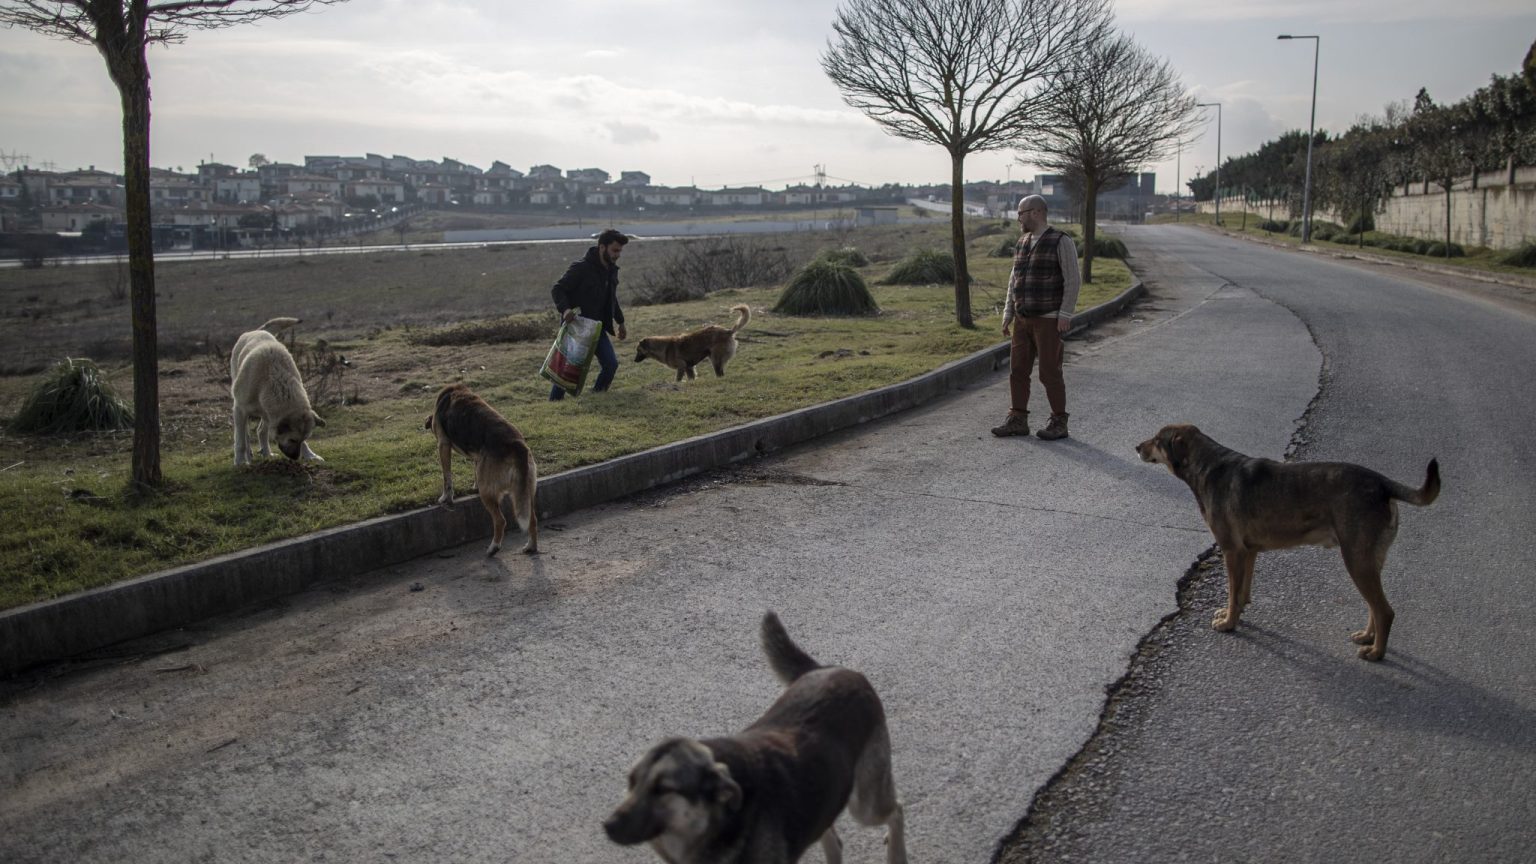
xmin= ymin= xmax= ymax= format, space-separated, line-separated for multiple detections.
xmin=991 ymin=412 xmax=1030 ymax=437
xmin=1037 ymin=413 xmax=1070 ymax=441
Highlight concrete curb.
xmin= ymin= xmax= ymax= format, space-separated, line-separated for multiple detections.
xmin=1 ymin=280 xmax=1146 ymax=676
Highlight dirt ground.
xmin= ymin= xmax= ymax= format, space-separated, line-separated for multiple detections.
xmin=0 ymin=217 xmax=969 ymax=455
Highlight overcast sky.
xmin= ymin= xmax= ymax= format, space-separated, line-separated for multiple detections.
xmin=2 ymin=0 xmax=1532 ymax=195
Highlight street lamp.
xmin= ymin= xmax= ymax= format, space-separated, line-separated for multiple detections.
xmin=1198 ymin=102 xmax=1222 ymax=226
xmin=1279 ymin=34 xmax=1320 ymax=243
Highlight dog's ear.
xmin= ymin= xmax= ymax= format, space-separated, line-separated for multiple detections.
xmin=1163 ymin=427 xmax=1189 ymax=474
xmin=712 ymin=762 xmax=742 ymax=811
xmin=424 ymin=414 xmax=434 ymax=431
xmin=312 ymin=411 xmax=326 ymax=428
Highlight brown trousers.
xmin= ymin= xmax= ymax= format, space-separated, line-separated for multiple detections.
xmin=1009 ymin=315 xmax=1066 ymax=416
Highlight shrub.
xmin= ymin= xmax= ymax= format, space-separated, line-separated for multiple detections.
xmin=774 ymin=260 xmax=880 ymax=316
xmin=881 ymin=248 xmax=955 ymax=285
xmin=817 ymin=246 xmax=869 ymax=268
xmin=1345 ymin=212 xmax=1375 ymax=234
xmin=1425 ymin=241 xmax=1465 ymax=258
xmin=631 ymin=236 xmax=795 ymax=306
xmin=1413 ymin=239 xmax=1432 ymax=255
xmin=411 ymin=311 xmax=558 ymax=347
xmin=1258 ymin=219 xmax=1288 ymax=233
xmin=1497 ymin=243 xmax=1536 ymax=268
xmin=990 ymin=235 xmax=1020 ymax=258
xmin=1085 ymin=235 xmax=1128 ymax=259
xmin=9 ymin=357 xmax=133 ymax=434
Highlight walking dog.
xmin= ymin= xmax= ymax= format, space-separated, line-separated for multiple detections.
xmin=230 ymin=317 xmax=325 ymax=466
xmin=1137 ymin=423 xmax=1440 ymax=661
xmin=634 ymin=304 xmax=751 ymax=382
xmin=425 ymin=383 xmax=538 ymax=556
xmin=604 ymin=612 xmax=908 ymax=863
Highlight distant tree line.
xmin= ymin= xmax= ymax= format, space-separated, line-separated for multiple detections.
xmin=1188 ymin=45 xmax=1536 ymax=249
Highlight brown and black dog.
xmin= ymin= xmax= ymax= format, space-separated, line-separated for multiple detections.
xmin=634 ymin=304 xmax=751 ymax=382
xmin=604 ymin=612 xmax=908 ymax=864
xmin=1137 ymin=424 xmax=1439 ymax=661
xmin=425 ymin=383 xmax=538 ymax=556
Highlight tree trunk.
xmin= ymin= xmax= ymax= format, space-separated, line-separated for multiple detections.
xmin=1444 ymin=184 xmax=1452 ymax=256
xmin=101 ymin=14 xmax=162 ymax=490
xmin=949 ymin=151 xmax=973 ymax=329
xmin=1081 ymin=175 xmax=1098 ymax=284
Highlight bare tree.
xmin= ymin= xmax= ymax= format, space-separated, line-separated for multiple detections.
xmin=0 ymin=0 xmax=347 ymax=490
xmin=1016 ymin=33 xmax=1201 ymax=282
xmin=822 ymin=0 xmax=1111 ymax=328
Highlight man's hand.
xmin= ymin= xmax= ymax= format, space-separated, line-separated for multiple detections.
xmin=617 ymin=323 xmax=627 ymax=341
xmin=1001 ymin=321 xmax=1012 ymax=337
xmin=1057 ymin=316 xmax=1071 ymax=334
xmin=562 ymin=309 xmax=576 ymax=324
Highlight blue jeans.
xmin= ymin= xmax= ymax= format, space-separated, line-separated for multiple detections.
xmin=549 ymin=330 xmax=619 ymax=400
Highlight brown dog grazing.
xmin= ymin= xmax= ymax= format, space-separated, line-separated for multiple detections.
xmin=604 ymin=612 xmax=908 ymax=864
xmin=634 ymin=304 xmax=751 ymax=382
xmin=1137 ymin=424 xmax=1439 ymax=661
xmin=425 ymin=383 xmax=538 ymax=556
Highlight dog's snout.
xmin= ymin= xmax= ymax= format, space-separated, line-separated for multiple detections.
xmin=602 ymin=805 xmax=656 ymax=846
xmin=279 ymin=442 xmax=301 ymax=460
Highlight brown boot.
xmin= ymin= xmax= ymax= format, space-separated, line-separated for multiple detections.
xmin=1037 ymin=413 xmax=1070 ymax=440
xmin=991 ymin=412 xmax=1030 ymax=437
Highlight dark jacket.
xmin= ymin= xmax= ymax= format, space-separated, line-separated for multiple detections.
xmin=551 ymin=246 xmax=625 ymax=336
xmin=1009 ymin=226 xmax=1066 ymax=317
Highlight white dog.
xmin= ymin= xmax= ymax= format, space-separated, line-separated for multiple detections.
xmin=230 ymin=317 xmax=325 ymax=466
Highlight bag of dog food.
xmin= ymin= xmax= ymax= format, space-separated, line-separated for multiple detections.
xmin=540 ymin=315 xmax=602 ymax=396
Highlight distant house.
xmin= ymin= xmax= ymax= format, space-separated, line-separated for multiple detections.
xmin=637 ymin=187 xmax=697 ymax=207
xmin=856 ymin=206 xmax=900 ymax=226
xmin=149 ymin=169 xmax=209 ymax=207
xmin=702 ymin=187 xmax=766 ymax=207
xmin=40 ymin=202 xmax=121 ymax=231
xmin=528 ymin=164 xmax=563 ymax=181
xmin=567 ymin=167 xmax=610 ymax=184
xmin=281 ymin=174 xmax=344 ymax=197
xmin=196 ymin=162 xmax=240 ymax=181
xmin=414 ymin=182 xmax=455 ymax=206
xmin=47 ymin=175 xmax=124 ymax=207
xmin=585 ymin=185 xmax=623 ymax=207
xmin=347 ymin=179 xmax=405 ymax=204
xmin=214 ymin=173 xmax=263 ymax=204
xmin=167 ymin=202 xmax=265 ymax=229
xmin=617 ymin=171 xmax=651 ymax=187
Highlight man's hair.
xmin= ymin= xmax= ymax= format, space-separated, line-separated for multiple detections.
xmin=597 ymin=228 xmax=630 ymax=247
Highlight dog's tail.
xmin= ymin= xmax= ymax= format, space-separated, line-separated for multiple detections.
xmin=1386 ymin=458 xmax=1440 ymax=506
xmin=761 ymin=611 xmax=822 ymax=685
xmin=259 ymin=317 xmax=302 ymax=334
xmin=728 ymin=304 xmax=751 ymax=334
xmin=508 ymin=440 xmax=538 ymax=533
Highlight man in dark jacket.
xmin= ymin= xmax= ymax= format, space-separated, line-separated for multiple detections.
xmin=549 ymin=228 xmax=629 ymax=400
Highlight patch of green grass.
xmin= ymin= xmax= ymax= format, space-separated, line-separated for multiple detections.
xmin=0 ymin=223 xmax=1139 ymax=611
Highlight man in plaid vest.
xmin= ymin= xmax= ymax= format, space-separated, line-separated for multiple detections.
xmin=992 ymin=195 xmax=1080 ymax=440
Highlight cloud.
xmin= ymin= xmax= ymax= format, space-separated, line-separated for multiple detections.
xmin=1117 ymin=0 xmax=1531 ymax=23
xmin=606 ymin=121 xmax=660 ymax=145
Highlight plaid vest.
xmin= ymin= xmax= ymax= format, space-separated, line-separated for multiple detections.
xmin=1010 ymin=227 xmax=1066 ymax=316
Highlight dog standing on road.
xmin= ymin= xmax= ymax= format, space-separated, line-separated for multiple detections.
xmin=230 ymin=317 xmax=325 ymax=466
xmin=604 ymin=611 xmax=908 ymax=863
xmin=425 ymin=383 xmax=538 ymax=556
xmin=634 ymin=304 xmax=751 ymax=382
xmin=1137 ymin=423 xmax=1440 ymax=661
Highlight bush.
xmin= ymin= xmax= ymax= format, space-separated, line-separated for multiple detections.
xmin=1345 ymin=212 xmax=1375 ymax=234
xmin=631 ymin=236 xmax=795 ymax=306
xmin=881 ymin=248 xmax=956 ymax=285
xmin=1413 ymin=239 xmax=1432 ymax=255
xmin=411 ymin=311 xmax=558 ymax=347
xmin=774 ymin=260 xmax=880 ymax=316
xmin=817 ymin=246 xmax=869 ymax=268
xmin=1084 ymin=235 xmax=1128 ymax=259
xmin=1425 ymin=241 xmax=1465 ymax=258
xmin=990 ymin=235 xmax=1020 ymax=258
xmin=9 ymin=357 xmax=133 ymax=434
xmin=1258 ymin=219 xmax=1288 ymax=233
xmin=1497 ymin=243 xmax=1536 ymax=268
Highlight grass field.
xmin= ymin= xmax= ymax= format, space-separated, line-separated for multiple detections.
xmin=0 ymin=221 xmax=1133 ymax=610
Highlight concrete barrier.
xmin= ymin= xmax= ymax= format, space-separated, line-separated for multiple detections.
xmin=0 ymin=281 xmax=1145 ymax=675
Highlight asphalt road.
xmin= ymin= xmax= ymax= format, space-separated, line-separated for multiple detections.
xmin=1000 ymin=226 xmax=1536 ymax=863
xmin=2 ymin=225 xmax=1526 ymax=863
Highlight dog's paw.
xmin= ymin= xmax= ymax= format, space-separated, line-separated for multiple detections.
xmin=1211 ymin=611 xmax=1239 ymax=632
xmin=521 ymin=544 xmax=538 ymax=555
xmin=485 ymin=542 xmax=501 ymax=557
xmin=1349 ymin=629 xmax=1374 ymax=645
xmin=437 ymin=492 xmax=455 ymax=507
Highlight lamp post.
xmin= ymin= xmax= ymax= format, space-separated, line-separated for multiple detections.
xmin=1175 ymin=140 xmax=1181 ymax=223
xmin=1279 ymin=34 xmax=1320 ymax=242
xmin=1198 ymin=102 xmax=1222 ymax=226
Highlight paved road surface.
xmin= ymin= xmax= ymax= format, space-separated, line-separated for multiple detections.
xmin=6 ymin=225 xmax=1522 ymax=862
